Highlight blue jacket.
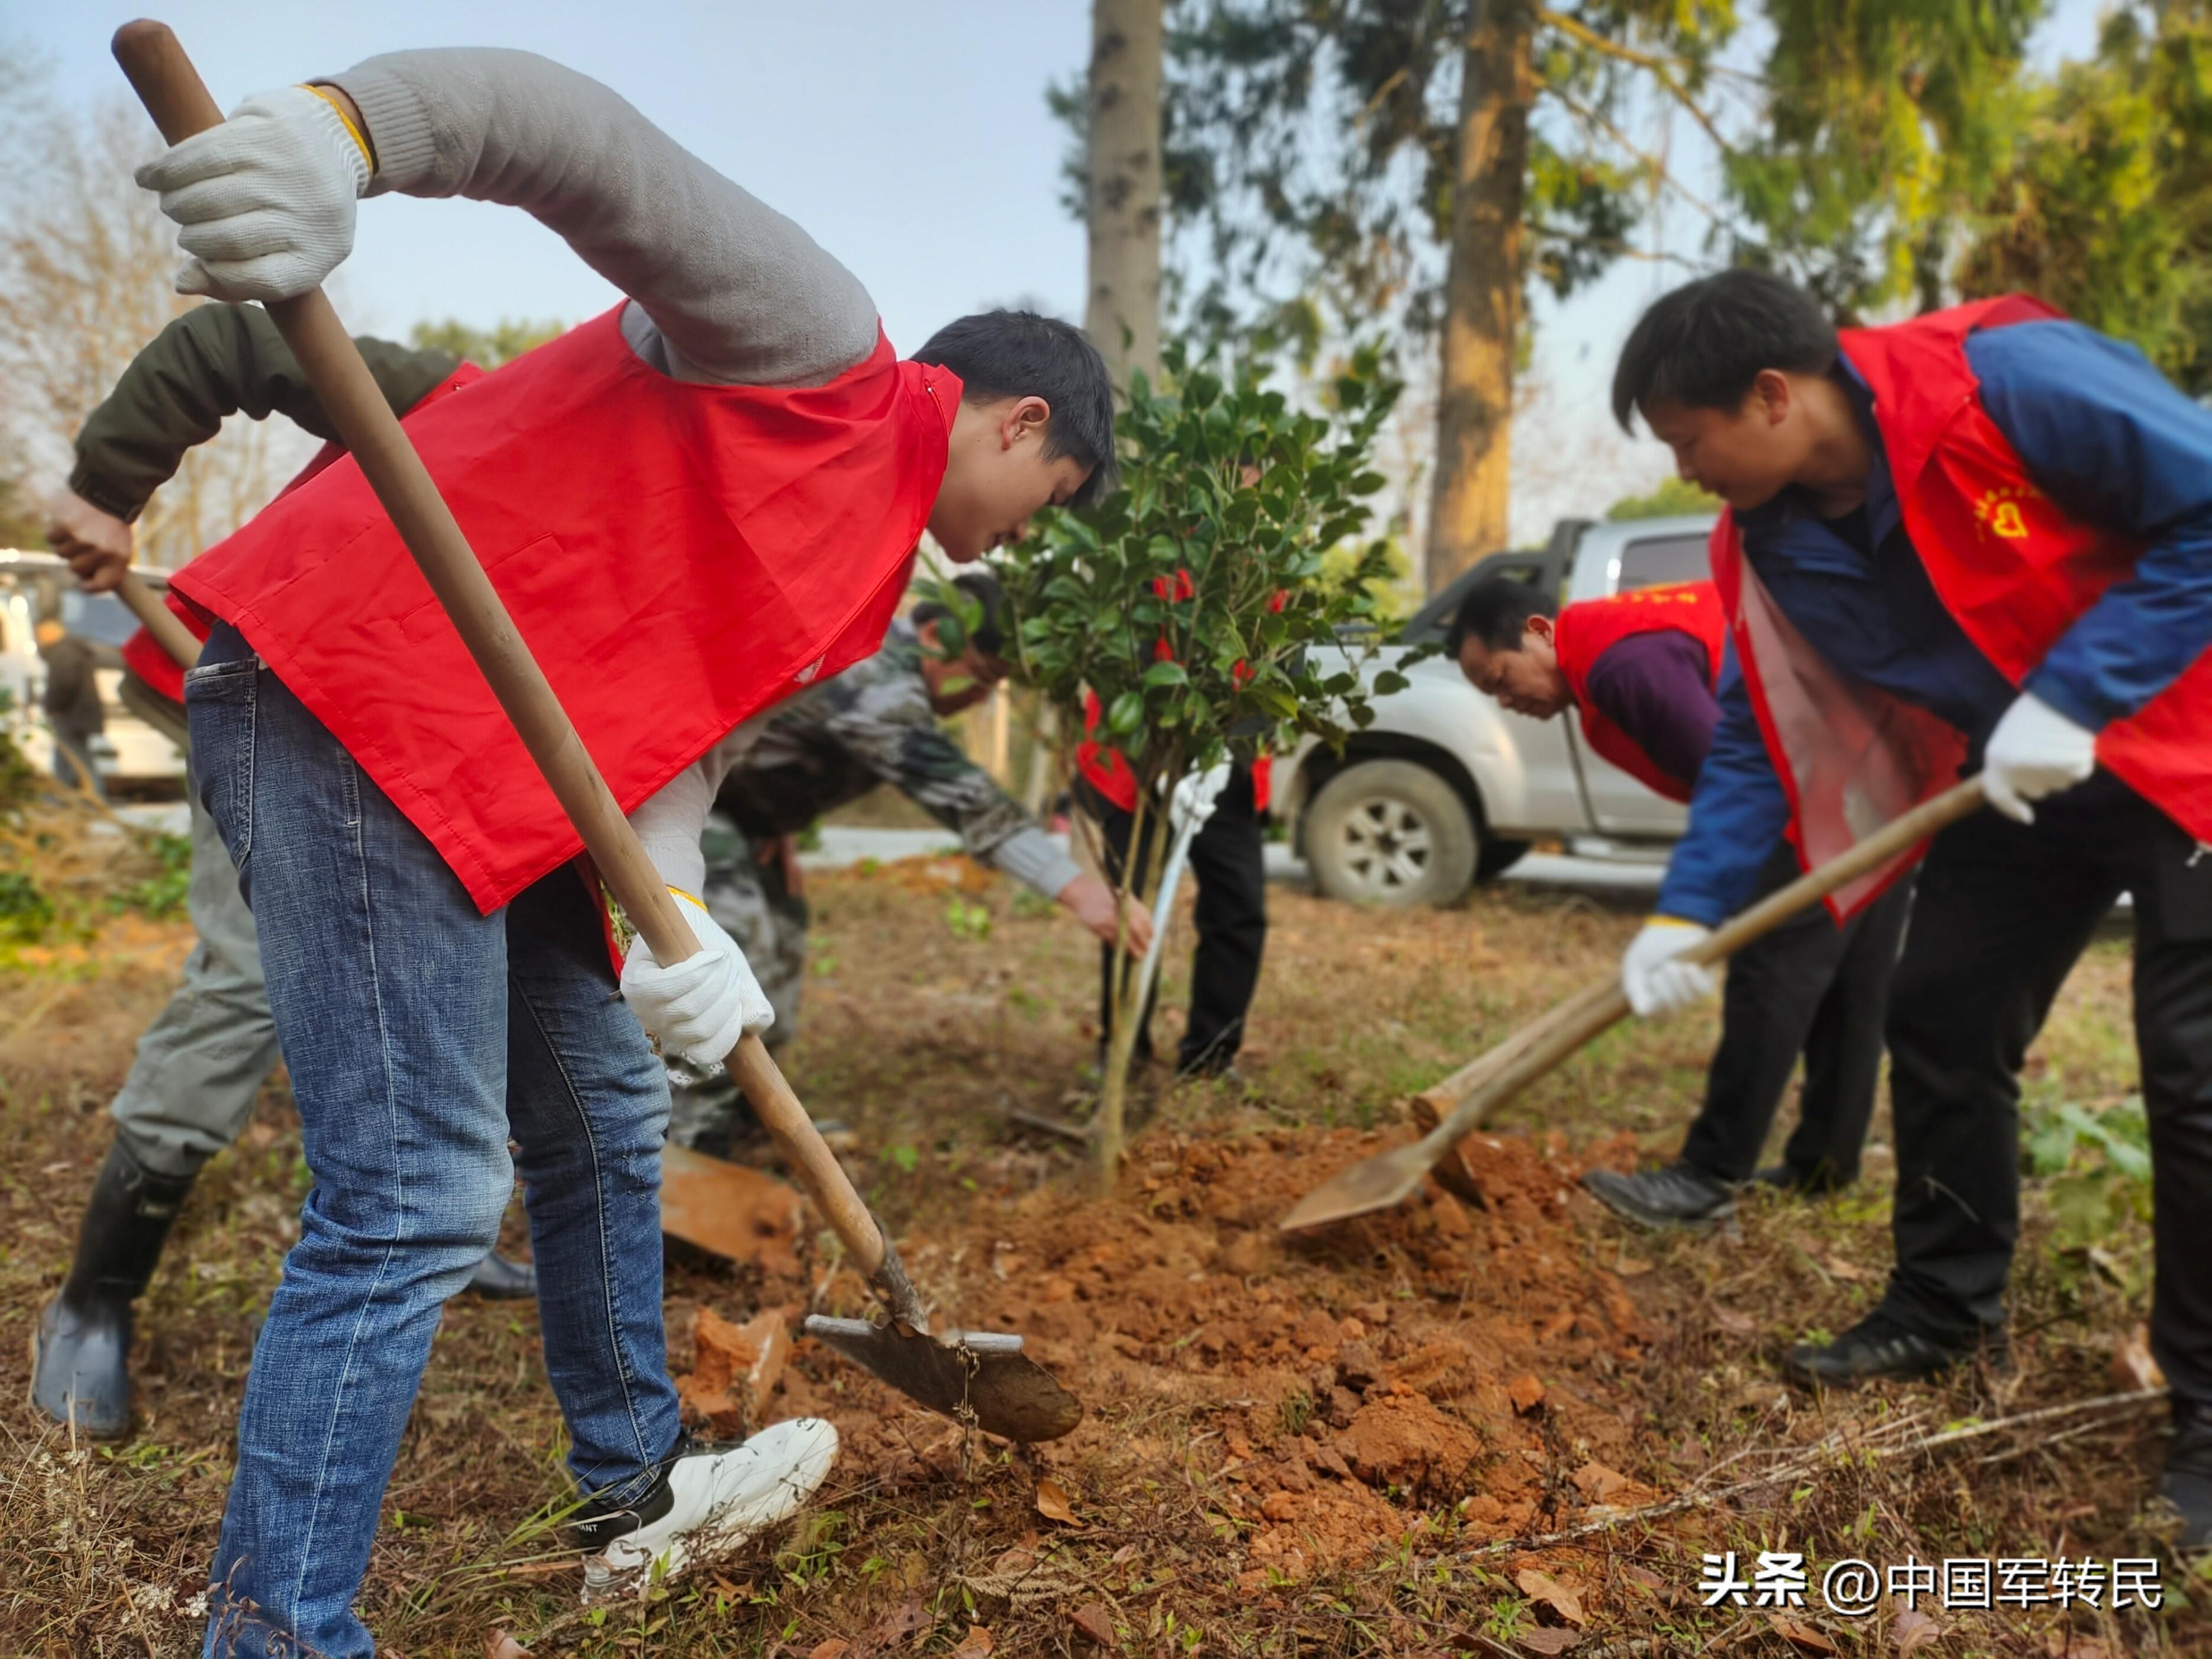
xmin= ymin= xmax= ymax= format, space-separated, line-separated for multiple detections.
xmin=1658 ymin=319 xmax=2212 ymax=925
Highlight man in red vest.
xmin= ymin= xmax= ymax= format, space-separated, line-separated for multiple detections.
xmin=1449 ymin=576 xmax=1909 ymax=1225
xmin=73 ymin=51 xmax=1118 ymax=1655
xmin=1610 ymin=269 xmax=2212 ymax=1545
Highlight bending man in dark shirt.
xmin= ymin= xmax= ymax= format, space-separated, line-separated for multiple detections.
xmin=35 ymin=305 xmax=535 ymax=1446
xmin=1451 ymin=575 xmax=1910 ymax=1225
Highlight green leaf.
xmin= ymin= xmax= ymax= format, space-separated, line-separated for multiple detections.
xmin=1373 ymin=671 xmax=1410 ymax=696
xmin=1108 ymin=690 xmax=1145 ymax=734
xmin=1144 ymin=660 xmax=1190 ymax=688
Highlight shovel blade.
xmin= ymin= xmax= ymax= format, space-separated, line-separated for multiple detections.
xmin=1277 ymin=1143 xmax=1433 ymax=1232
xmin=800 ymin=1316 xmax=1084 ymax=1443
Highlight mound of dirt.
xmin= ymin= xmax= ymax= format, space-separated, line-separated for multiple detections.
xmin=740 ymin=1122 xmax=1655 ymax=1588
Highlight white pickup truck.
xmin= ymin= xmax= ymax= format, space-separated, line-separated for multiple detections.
xmin=1279 ymin=512 xmax=1717 ymax=906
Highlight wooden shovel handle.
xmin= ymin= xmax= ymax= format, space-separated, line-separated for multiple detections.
xmin=111 ymin=18 xmax=887 ymax=1280
xmin=115 ymin=570 xmax=201 ymax=669
xmin=1415 ymin=777 xmax=1988 ymax=1156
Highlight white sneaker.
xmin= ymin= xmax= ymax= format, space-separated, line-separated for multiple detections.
xmin=575 ymin=1419 xmax=838 ymax=1600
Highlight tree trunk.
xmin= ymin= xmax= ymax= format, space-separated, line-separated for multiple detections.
xmin=1085 ymin=0 xmax=1165 ymax=389
xmin=1425 ymin=0 xmax=1536 ymax=595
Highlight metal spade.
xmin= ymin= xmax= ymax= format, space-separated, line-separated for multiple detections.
xmin=800 ymin=1316 xmax=1085 ymax=1443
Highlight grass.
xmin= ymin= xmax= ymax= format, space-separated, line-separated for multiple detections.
xmin=0 ymin=858 xmax=2204 ymax=1655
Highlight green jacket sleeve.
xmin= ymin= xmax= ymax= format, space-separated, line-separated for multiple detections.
xmin=68 ymin=304 xmax=461 ymax=522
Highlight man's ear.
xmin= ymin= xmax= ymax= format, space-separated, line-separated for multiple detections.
xmin=998 ymin=395 xmax=1052 ymax=451
xmin=1753 ymin=368 xmax=1794 ymax=427
xmin=1526 ymin=615 xmax=1555 ymax=647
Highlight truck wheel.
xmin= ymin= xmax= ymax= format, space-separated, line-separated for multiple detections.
xmin=1303 ymin=760 xmax=1479 ymax=907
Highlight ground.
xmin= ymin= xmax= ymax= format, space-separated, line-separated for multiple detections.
xmin=0 ymin=808 xmax=2202 ymax=1657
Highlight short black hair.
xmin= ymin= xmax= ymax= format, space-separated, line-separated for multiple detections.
xmin=1610 ymin=269 xmax=1839 ymax=434
xmin=912 ymin=569 xmax=1007 ymax=657
xmin=1446 ymin=576 xmax=1554 ymax=659
xmin=911 ymin=311 xmax=1119 ymax=504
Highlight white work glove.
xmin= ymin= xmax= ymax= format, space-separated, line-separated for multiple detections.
xmin=1620 ymin=918 xmax=1716 ymax=1018
xmin=1981 ymin=691 xmax=2097 ymax=824
xmin=135 ymin=86 xmax=371 ymax=302
xmin=1170 ymin=763 xmax=1233 ymax=834
xmin=619 ymin=891 xmax=773 ymax=1068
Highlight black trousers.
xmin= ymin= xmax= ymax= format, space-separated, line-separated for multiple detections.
xmin=1083 ymin=766 xmax=1268 ymax=1075
xmin=1873 ymin=771 xmax=2212 ymax=1406
xmin=1680 ymin=843 xmax=1912 ymax=1184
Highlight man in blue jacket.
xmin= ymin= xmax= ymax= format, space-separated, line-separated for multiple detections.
xmin=1612 ymin=270 xmax=2212 ymax=1547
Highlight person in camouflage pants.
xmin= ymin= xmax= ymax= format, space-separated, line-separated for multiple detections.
xmin=665 ymin=573 xmax=1149 ymax=1156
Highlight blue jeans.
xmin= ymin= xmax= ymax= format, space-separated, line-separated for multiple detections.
xmin=187 ymin=625 xmax=679 ymax=1658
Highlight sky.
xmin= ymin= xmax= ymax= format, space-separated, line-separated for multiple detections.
xmin=10 ymin=0 xmax=2117 ymax=547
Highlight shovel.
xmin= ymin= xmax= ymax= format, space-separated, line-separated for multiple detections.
xmin=114 ymin=20 xmax=1082 ymax=1445
xmin=1279 ymin=776 xmax=1988 ymax=1232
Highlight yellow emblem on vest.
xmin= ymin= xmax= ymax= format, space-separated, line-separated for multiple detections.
xmin=1973 ymin=484 xmax=2037 ymax=541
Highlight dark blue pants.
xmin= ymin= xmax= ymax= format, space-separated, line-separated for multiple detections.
xmin=187 ymin=625 xmax=680 ymax=1658
xmin=1874 ymin=771 xmax=2212 ymax=1410
xmin=1681 ymin=843 xmax=1911 ymax=1185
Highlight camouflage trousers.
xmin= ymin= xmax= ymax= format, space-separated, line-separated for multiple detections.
xmin=666 ymin=815 xmax=811 ymax=1154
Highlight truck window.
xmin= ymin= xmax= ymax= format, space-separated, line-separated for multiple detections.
xmin=1616 ymin=534 xmax=1710 ymax=590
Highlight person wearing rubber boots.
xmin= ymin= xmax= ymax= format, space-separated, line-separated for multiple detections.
xmin=34 ymin=304 xmax=537 ymax=1447
xmin=78 ymin=51 xmax=1115 ymax=1657
xmin=1449 ymin=574 xmax=1910 ymax=1226
xmin=656 ymin=572 xmax=1152 ymax=1156
xmin=1610 ymin=269 xmax=2212 ymax=1547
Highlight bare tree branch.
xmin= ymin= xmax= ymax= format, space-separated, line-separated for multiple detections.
xmin=1533 ymin=8 xmax=1735 ymax=156
xmin=1539 ymin=79 xmax=1723 ymax=221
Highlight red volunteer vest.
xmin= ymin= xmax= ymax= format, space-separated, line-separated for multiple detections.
xmin=172 ymin=308 xmax=955 ymax=912
xmin=1713 ymin=294 xmax=2212 ymax=918
xmin=124 ymin=366 xmax=486 ymax=704
xmin=1552 ymin=582 xmax=1726 ymax=803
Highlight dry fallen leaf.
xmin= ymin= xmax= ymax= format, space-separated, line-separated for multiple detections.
xmin=1515 ymin=1630 xmax=1581 ymax=1655
xmin=1768 ymin=1613 xmax=1839 ymax=1654
xmin=805 ymin=1643 xmax=852 ymax=1659
xmin=483 ymin=1631 xmax=531 ymax=1659
xmin=863 ymin=1597 xmax=930 ymax=1647
xmin=1714 ymin=1306 xmax=1758 ymax=1336
xmin=1568 ymin=1461 xmax=1634 ymax=1503
xmin=1822 ymin=1254 xmax=1868 ymax=1283
xmin=950 ymin=1627 xmax=994 ymax=1658
xmin=1035 ymin=1476 xmax=1082 ymax=1527
xmin=1515 ymin=1567 xmax=1585 ymax=1626
xmin=1507 ymin=1373 xmax=1546 ymax=1414
xmin=2111 ymin=1324 xmax=2166 ymax=1392
xmin=1893 ymin=1606 xmax=1942 ymax=1655
xmin=1069 ymin=1603 xmax=1116 ymax=1647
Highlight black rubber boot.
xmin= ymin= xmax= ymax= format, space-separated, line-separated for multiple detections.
xmin=464 ymin=1250 xmax=538 ymax=1300
xmin=1781 ymin=1312 xmax=2007 ymax=1390
xmin=2161 ymin=1400 xmax=2212 ymax=1553
xmin=31 ymin=1140 xmax=196 ymax=1439
xmin=1581 ymin=1162 xmax=1736 ymax=1228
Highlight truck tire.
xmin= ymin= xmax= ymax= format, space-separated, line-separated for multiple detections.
xmin=1303 ymin=759 xmax=1479 ymax=908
